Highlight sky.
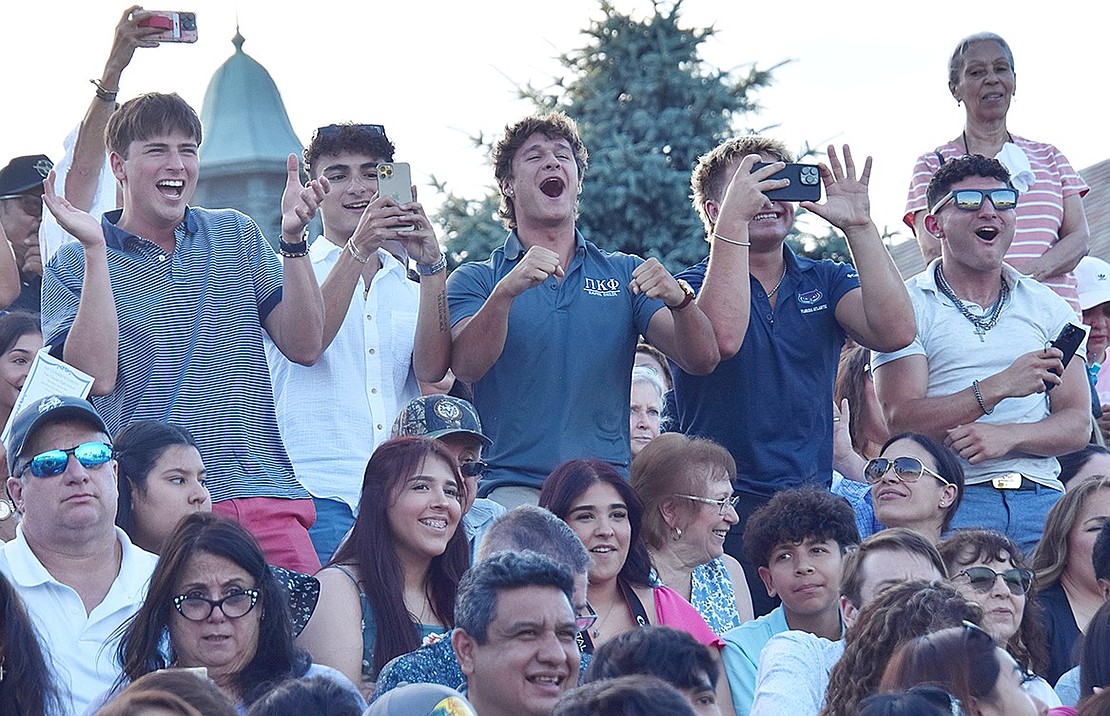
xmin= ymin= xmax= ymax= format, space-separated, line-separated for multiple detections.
xmin=2 ymin=0 xmax=1107 ymax=248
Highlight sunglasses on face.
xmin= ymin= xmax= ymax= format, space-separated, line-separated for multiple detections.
xmin=311 ymin=123 xmax=387 ymax=142
xmin=863 ymin=456 xmax=952 ymax=486
xmin=956 ymin=566 xmax=1033 ymax=596
xmin=672 ymin=493 xmax=740 ymax=516
xmin=172 ymin=589 xmax=260 ymax=621
xmin=460 ymin=460 xmax=487 ymax=479
xmin=18 ymin=441 xmax=113 ymax=478
xmin=931 ymin=188 xmax=1018 ymax=213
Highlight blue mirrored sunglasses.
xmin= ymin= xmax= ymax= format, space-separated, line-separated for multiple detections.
xmin=19 ymin=441 xmax=113 ymax=478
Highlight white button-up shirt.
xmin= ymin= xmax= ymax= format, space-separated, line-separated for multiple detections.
xmin=0 ymin=525 xmax=158 ymax=715
xmin=267 ymin=239 xmax=420 ymax=509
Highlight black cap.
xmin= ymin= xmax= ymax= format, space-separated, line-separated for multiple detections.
xmin=0 ymin=155 xmax=53 ymax=198
xmin=6 ymin=395 xmax=110 ymax=475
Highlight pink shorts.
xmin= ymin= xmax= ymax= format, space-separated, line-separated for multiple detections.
xmin=212 ymin=496 xmax=321 ymax=574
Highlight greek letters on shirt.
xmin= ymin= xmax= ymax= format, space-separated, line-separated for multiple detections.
xmin=583 ymin=276 xmax=622 ymax=297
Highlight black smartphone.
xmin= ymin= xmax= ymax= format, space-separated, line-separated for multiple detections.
xmin=1045 ymin=322 xmax=1086 ymax=391
xmin=752 ymin=162 xmax=822 ymax=202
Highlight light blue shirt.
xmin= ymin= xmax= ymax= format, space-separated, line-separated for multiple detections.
xmin=721 ymin=605 xmax=789 ymax=716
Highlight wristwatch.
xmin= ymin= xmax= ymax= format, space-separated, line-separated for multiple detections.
xmin=670 ymin=279 xmax=696 ymax=311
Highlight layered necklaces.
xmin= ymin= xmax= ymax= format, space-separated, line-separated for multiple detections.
xmin=934 ymin=264 xmax=1009 ymax=341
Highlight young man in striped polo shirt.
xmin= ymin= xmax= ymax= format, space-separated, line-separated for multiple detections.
xmin=40 ymin=92 xmax=328 ymax=572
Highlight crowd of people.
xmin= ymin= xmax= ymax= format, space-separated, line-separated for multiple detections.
xmin=0 ymin=9 xmax=1108 ymax=716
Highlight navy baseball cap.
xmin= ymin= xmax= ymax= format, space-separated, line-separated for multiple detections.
xmin=391 ymin=395 xmax=492 ymax=449
xmin=0 ymin=155 xmax=53 ymax=198
xmin=6 ymin=395 xmax=110 ymax=475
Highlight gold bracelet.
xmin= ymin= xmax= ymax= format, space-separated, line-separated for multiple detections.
xmin=346 ymin=239 xmax=370 ymax=264
xmin=712 ymin=232 xmax=750 ymax=247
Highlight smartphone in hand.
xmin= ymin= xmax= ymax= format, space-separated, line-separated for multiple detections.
xmin=137 ymin=11 xmax=198 ymax=43
xmin=752 ymin=162 xmax=822 ymax=202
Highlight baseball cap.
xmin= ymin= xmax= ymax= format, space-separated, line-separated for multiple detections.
xmin=0 ymin=155 xmax=53 ymax=198
xmin=5 ymin=395 xmax=110 ymax=475
xmin=364 ymin=683 xmax=476 ymax=716
xmin=391 ymin=395 xmax=492 ymax=449
xmin=1076 ymin=256 xmax=1110 ymax=312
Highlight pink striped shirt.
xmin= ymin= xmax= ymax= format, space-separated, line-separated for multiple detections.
xmin=903 ymin=135 xmax=1089 ymax=312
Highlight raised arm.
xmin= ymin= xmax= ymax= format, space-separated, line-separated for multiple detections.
xmin=68 ymin=6 xmax=160 ymax=211
xmin=42 ymin=172 xmax=118 ymax=394
xmin=264 ymin=155 xmax=327 ymax=365
xmin=804 ymin=145 xmax=915 ymax=352
xmin=399 ymin=199 xmax=451 ymax=383
xmin=449 ymin=245 xmax=563 ymax=384
xmin=695 ymin=155 xmax=788 ymax=358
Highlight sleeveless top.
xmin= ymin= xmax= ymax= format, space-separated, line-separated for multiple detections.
xmin=690 ymin=557 xmax=744 ymax=634
xmin=333 ymin=566 xmax=443 ymax=681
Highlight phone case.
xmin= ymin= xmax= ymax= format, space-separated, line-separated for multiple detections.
xmin=138 ymin=11 xmax=198 ymax=43
xmin=752 ymin=162 xmax=822 ymax=202
xmin=1045 ymin=322 xmax=1086 ymax=391
xmin=376 ymin=163 xmax=415 ymax=232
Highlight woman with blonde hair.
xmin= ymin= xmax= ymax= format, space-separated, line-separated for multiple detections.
xmin=631 ymin=433 xmax=753 ymax=632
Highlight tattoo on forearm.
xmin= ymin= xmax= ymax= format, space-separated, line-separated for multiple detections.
xmin=437 ymin=290 xmax=449 ymax=332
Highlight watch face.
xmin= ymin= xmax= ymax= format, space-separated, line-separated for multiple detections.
xmin=0 ymin=499 xmax=12 ymax=521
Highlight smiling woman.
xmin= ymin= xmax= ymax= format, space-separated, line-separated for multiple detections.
xmin=295 ymin=437 xmax=470 ymax=699
xmin=904 ymin=32 xmax=1091 ymax=311
xmin=0 ymin=310 xmax=41 ymax=541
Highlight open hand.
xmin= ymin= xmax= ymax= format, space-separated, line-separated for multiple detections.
xmin=801 ymin=145 xmax=873 ymax=230
xmin=42 ymin=171 xmax=105 ymax=249
xmin=280 ymin=154 xmax=329 ymax=238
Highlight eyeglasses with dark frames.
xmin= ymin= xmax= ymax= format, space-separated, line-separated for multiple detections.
xmin=172 ymin=589 xmax=260 ymax=621
xmin=955 ymin=566 xmax=1033 ymax=597
xmin=863 ymin=456 xmax=952 ymax=487
xmin=672 ymin=493 xmax=740 ymax=516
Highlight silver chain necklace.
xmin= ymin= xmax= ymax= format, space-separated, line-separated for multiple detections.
xmin=934 ymin=264 xmax=1009 ymax=342
xmin=765 ymin=264 xmax=788 ymax=299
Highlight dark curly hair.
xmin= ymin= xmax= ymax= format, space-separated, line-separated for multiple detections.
xmin=938 ymin=529 xmax=1047 ymax=675
xmin=925 ymin=154 xmax=1012 ymax=212
xmin=820 ymin=580 xmax=983 ymax=716
xmin=303 ymin=123 xmax=396 ymax=178
xmin=742 ymin=487 xmax=860 ymax=568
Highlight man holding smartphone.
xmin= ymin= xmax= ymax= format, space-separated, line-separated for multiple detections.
xmin=447 ymin=111 xmax=722 ymax=506
xmin=873 ymin=154 xmax=1089 ymax=553
xmin=40 ymin=92 xmax=327 ymax=573
xmin=675 ymin=136 xmax=915 ymax=615
xmin=266 ymin=123 xmax=450 ymax=565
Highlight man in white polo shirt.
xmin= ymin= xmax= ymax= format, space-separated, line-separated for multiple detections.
xmin=0 ymin=395 xmax=158 ymax=714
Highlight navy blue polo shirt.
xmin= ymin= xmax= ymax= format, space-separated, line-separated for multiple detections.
xmin=671 ymin=245 xmax=859 ymax=498
xmin=448 ymin=230 xmax=664 ymax=493
xmin=42 ymin=207 xmax=308 ymax=503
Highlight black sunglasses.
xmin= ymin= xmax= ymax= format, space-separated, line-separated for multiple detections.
xmin=863 ymin=456 xmax=952 ymax=486
xmin=956 ymin=566 xmax=1033 ymax=596
xmin=931 ymin=188 xmax=1018 ymax=213
xmin=460 ymin=460 xmax=487 ymax=478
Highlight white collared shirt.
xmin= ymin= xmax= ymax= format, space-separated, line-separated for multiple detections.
xmin=266 ymin=239 xmax=420 ymax=509
xmin=0 ymin=525 xmax=158 ymax=715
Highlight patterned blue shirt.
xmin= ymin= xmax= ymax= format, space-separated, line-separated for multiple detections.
xmin=42 ymin=207 xmax=307 ymax=502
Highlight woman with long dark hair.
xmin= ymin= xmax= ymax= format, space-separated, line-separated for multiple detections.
xmin=115 ymin=513 xmax=361 ymax=711
xmin=296 ymin=437 xmax=469 ymax=697
xmin=0 ymin=310 xmax=42 ymax=540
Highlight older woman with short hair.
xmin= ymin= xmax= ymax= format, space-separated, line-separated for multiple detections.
xmin=631 ymin=433 xmax=753 ymax=632
xmin=904 ymin=31 xmax=1090 ymax=310
xmin=630 ymin=366 xmax=666 ymax=458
